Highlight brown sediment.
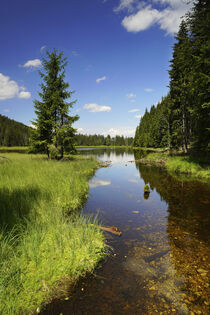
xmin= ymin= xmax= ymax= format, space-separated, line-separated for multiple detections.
xmin=100 ymin=226 xmax=122 ymax=236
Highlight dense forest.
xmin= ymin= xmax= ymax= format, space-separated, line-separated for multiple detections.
xmin=0 ymin=114 xmax=133 ymax=147
xmin=75 ymin=133 xmax=133 ymax=146
xmin=0 ymin=114 xmax=31 ymax=146
xmin=134 ymin=0 xmax=210 ymax=153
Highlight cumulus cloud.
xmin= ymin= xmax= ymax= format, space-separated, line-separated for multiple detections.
xmin=28 ymin=124 xmax=36 ymax=129
xmin=128 ymin=108 xmax=140 ymax=112
xmin=0 ymin=73 xmax=31 ymax=101
xmin=126 ymin=93 xmax=136 ymax=98
xmin=96 ymin=76 xmax=107 ymax=83
xmin=104 ymin=127 xmax=135 ymax=137
xmin=135 ymin=114 xmax=142 ymax=119
xmin=83 ymin=103 xmax=111 ymax=112
xmin=118 ymin=0 xmax=193 ymax=35
xmin=144 ymin=88 xmax=153 ymax=92
xmin=18 ymin=91 xmax=31 ymax=99
xmin=77 ymin=127 xmax=85 ymax=134
xmin=122 ymin=6 xmax=160 ymax=32
xmin=0 ymin=73 xmax=19 ymax=100
xmin=22 ymin=59 xmax=42 ymax=69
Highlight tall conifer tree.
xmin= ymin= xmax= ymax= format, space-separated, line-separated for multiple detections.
xmin=188 ymin=0 xmax=210 ymax=151
xmin=30 ymin=50 xmax=79 ymax=158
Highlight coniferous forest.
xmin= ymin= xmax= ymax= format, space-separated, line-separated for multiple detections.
xmin=0 ymin=114 xmax=31 ymax=146
xmin=134 ymin=1 xmax=210 ymax=153
xmin=0 ymin=113 xmax=133 ymax=148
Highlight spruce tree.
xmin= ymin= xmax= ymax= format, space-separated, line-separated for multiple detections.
xmin=30 ymin=49 xmax=79 ymax=158
xmin=169 ymin=20 xmax=192 ymax=152
xmin=188 ymin=0 xmax=210 ymax=151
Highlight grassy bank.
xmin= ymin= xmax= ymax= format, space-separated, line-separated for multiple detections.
xmin=0 ymin=153 xmax=105 ymax=314
xmin=138 ymin=152 xmax=210 ymax=181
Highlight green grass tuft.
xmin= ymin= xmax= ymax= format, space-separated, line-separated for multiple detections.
xmin=0 ymin=153 xmax=106 ymax=314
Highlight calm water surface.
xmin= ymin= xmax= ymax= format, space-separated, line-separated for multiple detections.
xmin=43 ymin=148 xmax=210 ymax=315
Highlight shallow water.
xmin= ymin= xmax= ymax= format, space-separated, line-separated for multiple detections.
xmin=43 ymin=148 xmax=210 ymax=314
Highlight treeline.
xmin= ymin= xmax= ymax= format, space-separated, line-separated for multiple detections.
xmin=0 ymin=114 xmax=133 ymax=147
xmin=0 ymin=114 xmax=31 ymax=146
xmin=134 ymin=1 xmax=210 ymax=152
xmin=75 ymin=133 xmax=133 ymax=146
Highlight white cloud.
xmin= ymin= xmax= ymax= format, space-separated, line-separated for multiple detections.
xmin=114 ymin=0 xmax=136 ymax=13
xmin=0 ymin=73 xmax=19 ymax=100
xmin=28 ymin=124 xmax=36 ymax=129
xmin=135 ymin=114 xmax=142 ymax=119
xmin=89 ymin=179 xmax=111 ymax=188
xmin=40 ymin=45 xmax=47 ymax=53
xmin=119 ymin=1 xmax=193 ymax=35
xmin=144 ymin=88 xmax=153 ymax=92
xmin=96 ymin=76 xmax=107 ymax=83
xmin=77 ymin=127 xmax=85 ymax=134
xmin=83 ymin=103 xmax=111 ymax=112
xmin=122 ymin=6 xmax=160 ymax=32
xmin=128 ymin=108 xmax=140 ymax=113
xmin=0 ymin=73 xmax=31 ymax=101
xmin=126 ymin=93 xmax=136 ymax=98
xmin=22 ymin=59 xmax=42 ymax=69
xmin=104 ymin=127 xmax=135 ymax=137
xmin=18 ymin=91 xmax=31 ymax=99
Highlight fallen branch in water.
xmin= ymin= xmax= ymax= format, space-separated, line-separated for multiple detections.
xmin=100 ymin=226 xmax=122 ymax=236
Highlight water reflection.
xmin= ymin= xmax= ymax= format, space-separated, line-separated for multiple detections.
xmin=89 ymin=179 xmax=111 ymax=188
xmin=42 ymin=148 xmax=210 ymax=315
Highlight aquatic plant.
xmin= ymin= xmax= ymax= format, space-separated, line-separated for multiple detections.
xmin=144 ymin=184 xmax=150 ymax=193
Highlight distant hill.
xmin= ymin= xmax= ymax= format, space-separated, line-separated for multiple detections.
xmin=0 ymin=114 xmax=31 ymax=146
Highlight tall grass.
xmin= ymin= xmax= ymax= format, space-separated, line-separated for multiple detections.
xmin=144 ymin=152 xmax=210 ymax=180
xmin=0 ymin=153 xmax=105 ymax=314
xmin=166 ymin=156 xmax=210 ymax=180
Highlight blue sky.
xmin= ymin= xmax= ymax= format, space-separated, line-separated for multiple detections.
xmin=0 ymin=0 xmax=193 ymax=137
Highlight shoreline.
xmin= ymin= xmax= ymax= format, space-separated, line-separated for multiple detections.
xmin=0 ymin=153 xmax=106 ymax=314
xmin=133 ymin=152 xmax=210 ymax=182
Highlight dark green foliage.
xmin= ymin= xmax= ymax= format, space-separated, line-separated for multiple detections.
xmin=0 ymin=114 xmax=31 ymax=146
xmin=30 ymin=49 xmax=79 ymax=158
xmin=187 ymin=0 xmax=210 ymax=151
xmin=75 ymin=133 xmax=133 ymax=146
xmin=134 ymin=96 xmax=169 ymax=148
xmin=169 ymin=20 xmax=193 ymax=152
xmin=134 ymin=1 xmax=210 ymax=153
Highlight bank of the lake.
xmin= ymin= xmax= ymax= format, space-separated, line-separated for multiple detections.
xmin=0 ymin=153 xmax=106 ymax=314
xmin=134 ymin=150 xmax=210 ymax=181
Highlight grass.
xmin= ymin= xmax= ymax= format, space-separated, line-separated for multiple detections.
xmin=143 ymin=152 xmax=210 ymax=181
xmin=0 ymin=146 xmax=28 ymax=153
xmin=0 ymin=153 xmax=106 ymax=314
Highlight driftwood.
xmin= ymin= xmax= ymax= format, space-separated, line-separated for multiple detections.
xmin=100 ymin=226 xmax=122 ymax=236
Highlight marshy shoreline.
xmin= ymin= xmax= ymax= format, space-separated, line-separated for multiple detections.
xmin=0 ymin=152 xmax=106 ymax=314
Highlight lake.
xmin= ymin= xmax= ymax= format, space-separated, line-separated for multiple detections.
xmin=43 ymin=148 xmax=210 ymax=314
